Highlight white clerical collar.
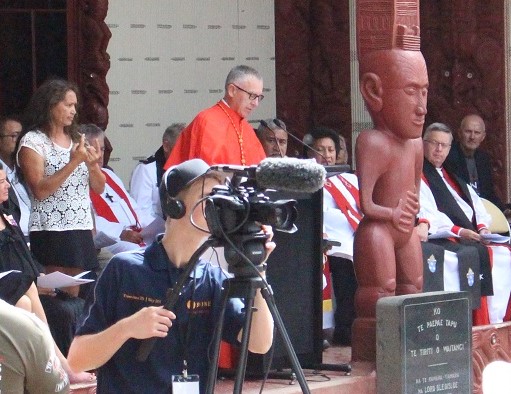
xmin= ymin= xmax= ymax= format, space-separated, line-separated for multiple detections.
xmin=221 ymin=98 xmax=231 ymax=108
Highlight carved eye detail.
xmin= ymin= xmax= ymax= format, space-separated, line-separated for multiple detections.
xmin=404 ymin=87 xmax=417 ymax=95
xmin=467 ymin=72 xmax=473 ymax=79
xmin=444 ymin=70 xmax=450 ymax=77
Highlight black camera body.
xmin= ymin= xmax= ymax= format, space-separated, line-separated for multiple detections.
xmin=204 ymin=171 xmax=297 ymax=276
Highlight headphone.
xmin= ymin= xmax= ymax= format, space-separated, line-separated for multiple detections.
xmin=159 ymin=168 xmax=186 ymax=219
xmin=159 ymin=159 xmax=210 ymax=220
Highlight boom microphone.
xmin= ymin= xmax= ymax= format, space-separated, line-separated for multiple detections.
xmin=255 ymin=157 xmax=326 ymax=193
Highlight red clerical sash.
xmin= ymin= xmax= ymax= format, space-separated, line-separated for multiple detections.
xmin=90 ymin=169 xmax=141 ymax=228
xmin=324 ymin=175 xmax=362 ymax=231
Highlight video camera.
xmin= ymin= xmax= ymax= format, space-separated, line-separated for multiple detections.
xmin=204 ymin=164 xmax=298 ymax=276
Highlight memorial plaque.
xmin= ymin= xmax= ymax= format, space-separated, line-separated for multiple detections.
xmin=377 ymin=291 xmax=471 ymax=394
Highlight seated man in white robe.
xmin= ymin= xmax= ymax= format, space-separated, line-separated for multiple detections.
xmin=130 ymin=123 xmax=185 ymax=222
xmin=81 ymin=124 xmax=163 ymax=254
xmin=419 ymin=122 xmax=511 ymax=324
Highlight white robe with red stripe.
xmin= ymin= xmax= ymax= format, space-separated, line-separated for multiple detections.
xmin=323 ymin=173 xmax=360 ymax=261
xmin=92 ymin=168 xmax=157 ymax=254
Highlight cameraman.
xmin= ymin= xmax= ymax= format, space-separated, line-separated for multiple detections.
xmin=68 ymin=159 xmax=274 ymax=393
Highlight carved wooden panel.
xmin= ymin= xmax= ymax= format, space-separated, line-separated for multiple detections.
xmin=72 ymin=0 xmax=111 ymax=130
xmin=472 ymin=322 xmax=511 ymax=394
xmin=420 ymin=0 xmax=507 ymax=202
xmin=275 ymin=0 xmax=352 ymax=160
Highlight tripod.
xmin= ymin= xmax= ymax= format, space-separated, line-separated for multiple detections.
xmin=206 ymin=275 xmax=310 ymax=394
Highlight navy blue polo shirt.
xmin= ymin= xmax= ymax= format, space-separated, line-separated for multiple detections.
xmin=77 ymin=240 xmax=245 ymax=393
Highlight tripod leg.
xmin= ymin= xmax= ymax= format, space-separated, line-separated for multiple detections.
xmin=260 ymin=286 xmax=311 ymax=394
xmin=205 ymin=288 xmax=230 ymax=394
xmin=233 ymin=286 xmax=258 ymax=394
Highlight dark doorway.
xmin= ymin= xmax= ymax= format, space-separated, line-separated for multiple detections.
xmin=0 ymin=1 xmax=68 ymax=115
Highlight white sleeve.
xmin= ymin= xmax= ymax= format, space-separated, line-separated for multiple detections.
xmin=130 ymin=163 xmax=159 ymax=223
xmin=419 ymin=179 xmax=455 ymax=234
xmin=94 ymin=214 xmax=124 ymax=241
xmin=469 ymin=185 xmax=492 ymax=228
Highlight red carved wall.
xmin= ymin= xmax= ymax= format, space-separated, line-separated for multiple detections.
xmin=420 ymin=0 xmax=507 ymax=202
xmin=275 ymin=0 xmax=352 ymax=159
xmin=71 ymin=0 xmax=111 ymax=130
xmin=275 ymin=1 xmax=507 ymax=199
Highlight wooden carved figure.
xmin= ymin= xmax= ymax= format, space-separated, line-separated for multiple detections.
xmin=352 ymin=0 xmax=427 ymax=361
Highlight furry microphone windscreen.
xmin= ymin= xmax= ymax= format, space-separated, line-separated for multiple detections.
xmin=255 ymin=157 xmax=326 ymax=193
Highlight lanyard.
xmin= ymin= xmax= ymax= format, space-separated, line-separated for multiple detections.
xmin=177 ymin=271 xmax=197 ymax=377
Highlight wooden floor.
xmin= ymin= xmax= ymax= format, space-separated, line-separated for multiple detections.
xmin=215 ymin=346 xmax=376 ymax=394
xmin=70 ymin=345 xmax=377 ymax=394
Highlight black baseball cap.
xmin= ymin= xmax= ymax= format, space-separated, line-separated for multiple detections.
xmin=162 ymin=159 xmax=210 ymax=197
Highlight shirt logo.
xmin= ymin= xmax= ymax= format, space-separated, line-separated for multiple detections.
xmin=186 ymin=300 xmax=212 ymax=314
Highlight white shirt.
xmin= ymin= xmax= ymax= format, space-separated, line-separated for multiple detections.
xmin=93 ymin=168 xmax=163 ymax=253
xmin=17 ymin=131 xmax=93 ymax=232
xmin=129 ymin=160 xmax=163 ymax=220
xmin=419 ymin=168 xmax=491 ymax=235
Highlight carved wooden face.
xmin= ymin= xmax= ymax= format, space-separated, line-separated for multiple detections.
xmin=379 ymin=51 xmax=429 ymax=140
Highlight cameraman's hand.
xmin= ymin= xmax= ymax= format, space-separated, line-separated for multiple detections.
xmin=125 ymin=306 xmax=176 ymax=340
xmin=260 ymin=224 xmax=276 ymax=263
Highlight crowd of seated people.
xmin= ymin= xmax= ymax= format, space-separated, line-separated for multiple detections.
xmin=0 ymin=162 xmax=95 ymax=385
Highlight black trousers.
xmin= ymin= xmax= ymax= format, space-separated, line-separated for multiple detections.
xmin=329 ymin=256 xmax=357 ymax=344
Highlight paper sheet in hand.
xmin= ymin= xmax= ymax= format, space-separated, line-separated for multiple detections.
xmin=140 ymin=216 xmax=165 ymax=244
xmin=37 ymin=271 xmax=94 ymax=289
xmin=428 ymin=231 xmax=459 ymax=240
xmin=481 ymin=233 xmax=510 ymax=243
xmin=0 ymin=270 xmax=21 ymax=280
xmin=93 ymin=231 xmax=117 ymax=248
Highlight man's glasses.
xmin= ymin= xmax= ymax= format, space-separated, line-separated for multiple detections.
xmin=424 ymin=139 xmax=451 ymax=150
xmin=0 ymin=132 xmax=20 ymax=140
xmin=232 ymin=84 xmax=264 ymax=102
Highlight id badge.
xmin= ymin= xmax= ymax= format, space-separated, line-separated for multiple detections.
xmin=171 ymin=374 xmax=200 ymax=394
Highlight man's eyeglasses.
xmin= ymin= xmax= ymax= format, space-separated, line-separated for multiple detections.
xmin=424 ymin=139 xmax=451 ymax=150
xmin=232 ymin=84 xmax=264 ymax=102
xmin=0 ymin=132 xmax=20 ymax=140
